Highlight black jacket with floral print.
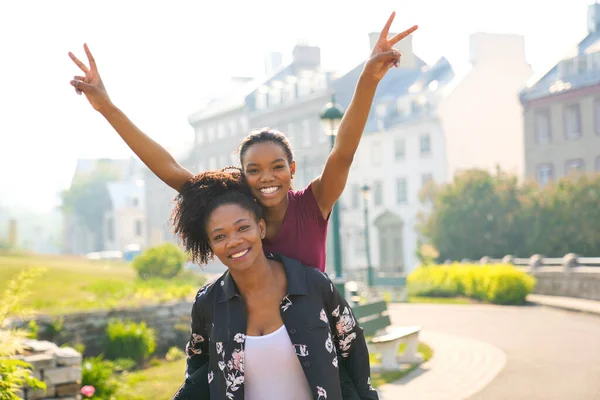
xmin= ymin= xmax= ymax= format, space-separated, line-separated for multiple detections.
xmin=181 ymin=253 xmax=379 ymax=400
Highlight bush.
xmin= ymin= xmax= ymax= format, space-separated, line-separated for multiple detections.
xmin=105 ymin=320 xmax=156 ymax=365
xmin=0 ymin=267 xmax=47 ymax=399
xmin=81 ymin=355 xmax=121 ymax=399
xmin=408 ymin=263 xmax=536 ymax=305
xmin=132 ymin=243 xmax=186 ymax=280
xmin=165 ymin=346 xmax=185 ymax=362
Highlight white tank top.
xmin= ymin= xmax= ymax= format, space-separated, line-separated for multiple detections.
xmin=244 ymin=325 xmax=313 ymax=400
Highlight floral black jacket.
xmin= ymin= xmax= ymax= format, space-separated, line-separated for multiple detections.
xmin=181 ymin=253 xmax=378 ymax=400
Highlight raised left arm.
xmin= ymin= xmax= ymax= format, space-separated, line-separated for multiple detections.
xmin=311 ymin=12 xmax=418 ymax=218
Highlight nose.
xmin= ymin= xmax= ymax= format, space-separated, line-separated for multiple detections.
xmin=259 ymin=171 xmax=275 ymax=183
xmin=225 ymin=234 xmax=243 ymax=249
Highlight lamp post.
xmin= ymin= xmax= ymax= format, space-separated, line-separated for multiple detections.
xmin=319 ymin=92 xmax=345 ymax=295
xmin=360 ymin=184 xmax=374 ymax=287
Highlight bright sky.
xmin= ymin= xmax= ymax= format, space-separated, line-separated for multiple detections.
xmin=0 ymin=0 xmax=593 ymax=213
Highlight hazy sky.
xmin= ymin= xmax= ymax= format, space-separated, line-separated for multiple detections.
xmin=0 ymin=0 xmax=593 ymax=212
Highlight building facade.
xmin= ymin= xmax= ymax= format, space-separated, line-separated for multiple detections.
xmin=521 ymin=3 xmax=600 ymax=185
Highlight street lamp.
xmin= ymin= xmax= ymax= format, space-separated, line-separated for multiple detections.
xmin=320 ymin=92 xmax=345 ymax=295
xmin=360 ymin=184 xmax=374 ymax=287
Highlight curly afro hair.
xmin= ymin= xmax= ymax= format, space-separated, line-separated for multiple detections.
xmin=170 ymin=168 xmax=263 ymax=265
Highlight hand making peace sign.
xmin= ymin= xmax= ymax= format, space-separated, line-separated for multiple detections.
xmin=362 ymin=12 xmax=418 ymax=82
xmin=68 ymin=44 xmax=112 ymax=112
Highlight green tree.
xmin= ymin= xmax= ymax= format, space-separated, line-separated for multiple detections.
xmin=61 ymin=160 xmax=121 ymax=251
xmin=418 ymin=168 xmax=526 ymax=261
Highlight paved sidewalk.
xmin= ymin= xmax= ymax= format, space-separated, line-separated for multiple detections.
xmin=527 ymin=294 xmax=600 ymax=316
xmin=378 ymin=330 xmax=507 ymax=400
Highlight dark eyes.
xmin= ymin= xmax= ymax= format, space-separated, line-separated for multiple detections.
xmin=212 ymin=225 xmax=250 ymax=241
xmin=246 ymin=165 xmax=285 ymax=174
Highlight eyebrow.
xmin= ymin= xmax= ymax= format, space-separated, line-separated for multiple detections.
xmin=245 ymin=158 xmax=286 ymax=168
xmin=211 ymin=218 xmax=250 ymax=233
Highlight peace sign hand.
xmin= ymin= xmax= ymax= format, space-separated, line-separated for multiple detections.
xmin=362 ymin=12 xmax=418 ymax=83
xmin=68 ymin=44 xmax=112 ymax=112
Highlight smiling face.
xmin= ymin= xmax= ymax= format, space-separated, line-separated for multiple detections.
xmin=241 ymin=141 xmax=296 ymax=208
xmin=206 ymin=203 xmax=266 ymax=272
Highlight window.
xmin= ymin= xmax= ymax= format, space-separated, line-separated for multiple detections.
xmin=394 ymin=139 xmax=405 ymax=161
xmin=563 ymin=104 xmax=581 ymax=140
xmin=195 ymin=129 xmax=204 ymax=145
xmin=208 ymin=156 xmax=217 ymax=170
xmin=537 ymin=163 xmax=554 ymax=185
xmin=240 ymin=116 xmax=249 ymax=132
xmin=396 ymin=178 xmax=407 ymax=203
xmin=372 ymin=142 xmax=382 ymax=165
xmin=135 ymin=220 xmax=143 ymax=237
xmin=255 ymin=92 xmax=267 ymax=110
xmin=595 ymin=99 xmax=600 ymax=135
xmin=421 ymin=173 xmax=433 ymax=188
xmin=228 ymin=120 xmax=237 ymax=136
xmin=302 ymin=120 xmax=311 ymax=147
xmin=535 ymin=110 xmax=551 ymax=144
xmin=374 ymin=181 xmax=383 ymax=206
xmin=565 ymin=159 xmax=584 ymax=175
xmin=596 ymin=156 xmax=600 ymax=172
xmin=420 ymin=134 xmax=431 ymax=156
xmin=351 ymin=184 xmax=361 ymax=209
xmin=217 ymin=123 xmax=226 ymax=139
xmin=354 ymin=228 xmax=366 ymax=257
xmin=132 ymin=197 xmax=139 ymax=208
xmin=207 ymin=127 xmax=215 ymax=142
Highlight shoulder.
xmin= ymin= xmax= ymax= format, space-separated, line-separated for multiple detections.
xmin=193 ymin=276 xmax=221 ymax=310
xmin=304 ymin=265 xmax=334 ymax=294
xmin=288 ymin=182 xmax=316 ymax=202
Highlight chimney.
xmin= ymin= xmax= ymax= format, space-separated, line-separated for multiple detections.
xmin=292 ymin=44 xmax=321 ymax=67
xmin=264 ymin=52 xmax=283 ymax=75
xmin=369 ymin=32 xmax=416 ymax=68
xmin=588 ymin=2 xmax=600 ymax=33
xmin=469 ymin=32 xmax=526 ymax=66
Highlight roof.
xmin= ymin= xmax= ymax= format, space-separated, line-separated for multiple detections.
xmin=520 ymin=32 xmax=600 ymax=102
xmin=332 ymin=56 xmax=454 ymax=133
xmin=187 ymin=78 xmax=257 ymax=123
xmin=107 ymin=180 xmax=146 ymax=211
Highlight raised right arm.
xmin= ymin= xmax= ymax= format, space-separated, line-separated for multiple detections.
xmin=99 ymin=104 xmax=193 ymax=192
xmin=69 ymin=43 xmax=193 ymax=192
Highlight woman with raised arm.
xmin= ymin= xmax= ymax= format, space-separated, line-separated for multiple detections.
xmin=170 ymin=169 xmax=378 ymax=399
xmin=69 ymin=11 xmax=416 ymax=399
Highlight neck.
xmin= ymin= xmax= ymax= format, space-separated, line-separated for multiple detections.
xmin=229 ymin=253 xmax=276 ymax=295
xmin=263 ymin=193 xmax=289 ymax=225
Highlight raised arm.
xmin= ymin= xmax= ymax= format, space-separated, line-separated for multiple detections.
xmin=68 ymin=44 xmax=193 ymax=192
xmin=312 ymin=13 xmax=418 ymax=217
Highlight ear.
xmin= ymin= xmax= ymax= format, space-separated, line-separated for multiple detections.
xmin=290 ymin=160 xmax=296 ymax=178
xmin=258 ymin=219 xmax=267 ymax=240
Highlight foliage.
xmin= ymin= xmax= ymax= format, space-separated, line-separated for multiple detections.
xmin=418 ymin=169 xmax=600 ymax=260
xmin=165 ymin=347 xmax=185 ymax=362
xmin=81 ymin=355 xmax=122 ymax=399
xmin=132 ymin=243 xmax=187 ymax=280
xmin=105 ymin=320 xmax=156 ymax=366
xmin=408 ymin=263 xmax=536 ymax=305
xmin=0 ymin=267 xmax=48 ymax=399
xmin=60 ymin=160 xmax=122 ymax=251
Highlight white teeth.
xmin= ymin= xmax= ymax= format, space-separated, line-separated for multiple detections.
xmin=260 ymin=186 xmax=279 ymax=194
xmin=231 ymin=249 xmax=249 ymax=259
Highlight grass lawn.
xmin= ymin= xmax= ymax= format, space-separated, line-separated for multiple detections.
xmin=0 ymin=253 xmax=205 ymax=315
xmin=117 ymin=342 xmax=434 ymax=399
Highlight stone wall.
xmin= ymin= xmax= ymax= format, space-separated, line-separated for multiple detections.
xmin=476 ymin=254 xmax=600 ymax=301
xmin=16 ymin=339 xmax=82 ymax=400
xmin=17 ymin=301 xmax=194 ymax=357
